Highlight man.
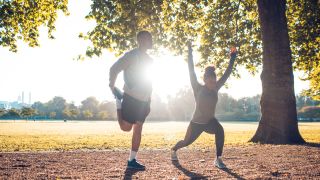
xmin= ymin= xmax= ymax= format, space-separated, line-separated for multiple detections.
xmin=109 ymin=31 xmax=153 ymax=170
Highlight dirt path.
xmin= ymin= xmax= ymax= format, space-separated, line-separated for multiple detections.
xmin=1 ymin=144 xmax=319 ymax=179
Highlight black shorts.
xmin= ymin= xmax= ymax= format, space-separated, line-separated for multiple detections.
xmin=121 ymin=93 xmax=150 ymax=124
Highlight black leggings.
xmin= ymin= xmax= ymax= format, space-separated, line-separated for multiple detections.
xmin=173 ymin=118 xmax=224 ymax=157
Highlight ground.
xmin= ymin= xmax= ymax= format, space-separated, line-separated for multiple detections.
xmin=1 ymin=144 xmax=319 ymax=179
xmin=0 ymin=121 xmax=319 ymax=179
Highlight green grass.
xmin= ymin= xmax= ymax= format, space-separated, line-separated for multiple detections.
xmin=0 ymin=121 xmax=319 ymax=152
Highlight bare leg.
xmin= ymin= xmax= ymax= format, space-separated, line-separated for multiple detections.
xmin=117 ymin=110 xmax=133 ymax=132
xmin=131 ymin=121 xmax=144 ymax=151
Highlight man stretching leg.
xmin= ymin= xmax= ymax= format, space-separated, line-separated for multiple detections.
xmin=109 ymin=31 xmax=153 ymax=170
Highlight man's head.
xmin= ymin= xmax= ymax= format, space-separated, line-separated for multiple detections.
xmin=137 ymin=31 xmax=152 ymax=50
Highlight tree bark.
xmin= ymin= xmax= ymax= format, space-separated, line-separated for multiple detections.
xmin=250 ymin=0 xmax=305 ymax=144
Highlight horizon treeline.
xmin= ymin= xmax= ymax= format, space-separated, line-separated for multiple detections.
xmin=0 ymin=88 xmax=319 ymax=121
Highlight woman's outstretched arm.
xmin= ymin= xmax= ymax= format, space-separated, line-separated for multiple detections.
xmin=216 ymin=48 xmax=237 ymax=90
xmin=187 ymin=42 xmax=201 ymax=93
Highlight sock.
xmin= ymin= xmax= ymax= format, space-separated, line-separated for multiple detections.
xmin=129 ymin=150 xmax=137 ymax=161
xmin=116 ymin=99 xmax=122 ymax=110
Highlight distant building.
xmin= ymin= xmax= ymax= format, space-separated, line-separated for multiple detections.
xmin=0 ymin=91 xmax=33 ymax=110
xmin=17 ymin=95 xmax=21 ymax=103
xmin=29 ymin=92 xmax=32 ymax=105
xmin=0 ymin=101 xmax=11 ymax=110
xmin=22 ymin=92 xmax=25 ymax=104
xmin=10 ymin=101 xmax=23 ymax=109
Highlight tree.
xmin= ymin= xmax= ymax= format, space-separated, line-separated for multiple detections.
xmin=80 ymin=97 xmax=99 ymax=119
xmin=66 ymin=103 xmax=80 ymax=120
xmin=99 ymin=101 xmax=116 ymax=119
xmin=62 ymin=108 xmax=72 ymax=119
xmin=82 ymin=110 xmax=93 ymax=120
xmin=0 ymin=108 xmax=6 ymax=118
xmin=250 ymin=0 xmax=304 ymax=143
xmin=20 ymin=107 xmax=36 ymax=119
xmin=0 ymin=0 xmax=69 ymax=52
xmin=49 ymin=112 xmax=56 ymax=119
xmin=47 ymin=96 xmax=66 ymax=119
xmin=298 ymin=106 xmax=320 ymax=119
xmin=69 ymin=109 xmax=80 ymax=119
xmin=97 ymin=111 xmax=109 ymax=120
xmin=32 ymin=101 xmax=48 ymax=116
xmin=4 ymin=108 xmax=21 ymax=119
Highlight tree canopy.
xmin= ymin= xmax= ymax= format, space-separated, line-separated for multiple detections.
xmin=0 ymin=0 xmax=68 ymax=52
xmin=1 ymin=0 xmax=319 ymax=99
xmin=287 ymin=0 xmax=320 ymax=99
xmin=80 ymin=0 xmax=319 ymax=98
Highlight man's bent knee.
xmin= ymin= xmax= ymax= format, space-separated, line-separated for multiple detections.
xmin=120 ymin=124 xmax=132 ymax=132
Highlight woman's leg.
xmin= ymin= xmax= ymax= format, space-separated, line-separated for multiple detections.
xmin=205 ymin=118 xmax=225 ymax=157
xmin=172 ymin=122 xmax=203 ymax=151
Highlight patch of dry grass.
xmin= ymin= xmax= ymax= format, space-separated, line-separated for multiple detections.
xmin=0 ymin=121 xmax=319 ymax=151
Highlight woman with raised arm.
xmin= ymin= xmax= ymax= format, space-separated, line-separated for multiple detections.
xmin=171 ymin=42 xmax=237 ymax=169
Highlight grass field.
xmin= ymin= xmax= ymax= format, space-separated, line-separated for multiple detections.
xmin=0 ymin=121 xmax=319 ymax=152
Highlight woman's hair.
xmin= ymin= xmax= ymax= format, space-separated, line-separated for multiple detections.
xmin=204 ymin=66 xmax=216 ymax=79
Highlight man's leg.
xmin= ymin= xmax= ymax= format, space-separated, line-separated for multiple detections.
xmin=130 ymin=122 xmax=143 ymax=158
xmin=130 ymin=100 xmax=150 ymax=154
xmin=125 ymin=96 xmax=149 ymax=170
xmin=116 ymin=109 xmax=132 ymax=132
xmin=113 ymin=89 xmax=132 ymax=132
xmin=127 ymin=121 xmax=145 ymax=170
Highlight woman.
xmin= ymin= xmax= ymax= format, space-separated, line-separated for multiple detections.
xmin=171 ymin=42 xmax=237 ymax=169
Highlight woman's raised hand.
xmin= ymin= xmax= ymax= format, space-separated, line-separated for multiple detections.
xmin=230 ymin=46 xmax=237 ymax=54
xmin=230 ymin=46 xmax=237 ymax=59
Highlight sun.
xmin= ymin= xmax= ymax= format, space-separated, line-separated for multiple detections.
xmin=147 ymin=54 xmax=190 ymax=101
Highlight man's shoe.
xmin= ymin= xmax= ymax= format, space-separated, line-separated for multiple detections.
xmin=112 ymin=87 xmax=123 ymax=100
xmin=127 ymin=159 xmax=145 ymax=170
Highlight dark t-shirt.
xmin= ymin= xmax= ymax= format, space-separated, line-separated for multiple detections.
xmin=109 ymin=48 xmax=153 ymax=102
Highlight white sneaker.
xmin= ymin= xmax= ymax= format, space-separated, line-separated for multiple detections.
xmin=214 ymin=157 xmax=226 ymax=169
xmin=171 ymin=150 xmax=178 ymax=161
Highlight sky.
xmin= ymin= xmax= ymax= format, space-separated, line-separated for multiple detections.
xmin=0 ymin=0 xmax=309 ymax=105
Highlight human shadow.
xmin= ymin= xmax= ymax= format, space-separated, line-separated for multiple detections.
xmin=123 ymin=168 xmax=144 ymax=180
xmin=221 ymin=167 xmax=244 ymax=180
xmin=171 ymin=160 xmax=209 ymax=179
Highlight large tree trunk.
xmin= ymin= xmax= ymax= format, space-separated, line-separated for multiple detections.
xmin=250 ymin=0 xmax=305 ymax=144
